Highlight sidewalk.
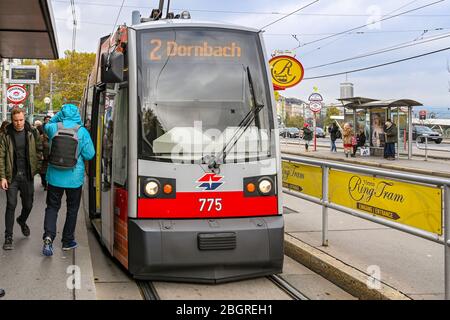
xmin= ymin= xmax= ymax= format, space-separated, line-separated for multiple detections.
xmin=280 ymin=147 xmax=448 ymax=299
xmin=0 ymin=178 xmax=96 ymax=300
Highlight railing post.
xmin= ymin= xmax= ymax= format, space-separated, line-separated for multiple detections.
xmin=322 ymin=166 xmax=329 ymax=247
xmin=425 ymin=135 xmax=428 ymax=161
xmin=445 ymin=185 xmax=450 ymax=300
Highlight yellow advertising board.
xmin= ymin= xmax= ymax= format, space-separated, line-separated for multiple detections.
xmin=329 ymin=170 xmax=442 ymax=235
xmin=282 ymin=161 xmax=322 ymax=199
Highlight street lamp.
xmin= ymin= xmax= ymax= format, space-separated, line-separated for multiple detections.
xmin=44 ymin=97 xmax=51 ymax=114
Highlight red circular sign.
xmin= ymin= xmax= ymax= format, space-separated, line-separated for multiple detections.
xmin=7 ymin=85 xmax=27 ymax=104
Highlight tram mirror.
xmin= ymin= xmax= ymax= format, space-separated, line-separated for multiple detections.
xmin=101 ymin=52 xmax=124 ymax=83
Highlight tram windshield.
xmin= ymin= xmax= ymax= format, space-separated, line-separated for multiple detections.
xmin=137 ymin=28 xmax=274 ymax=163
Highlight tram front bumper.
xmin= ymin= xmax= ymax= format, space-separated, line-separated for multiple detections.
xmin=128 ymin=216 xmax=284 ymax=283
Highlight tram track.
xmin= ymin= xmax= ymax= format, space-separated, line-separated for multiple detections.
xmin=267 ymin=275 xmax=309 ymax=300
xmin=136 ymin=281 xmax=160 ymax=300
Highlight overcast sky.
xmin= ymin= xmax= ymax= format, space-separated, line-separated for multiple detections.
xmin=50 ymin=0 xmax=450 ymax=106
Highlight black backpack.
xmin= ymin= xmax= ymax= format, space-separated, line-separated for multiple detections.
xmin=336 ymin=130 xmax=342 ymax=139
xmin=48 ymin=123 xmax=80 ymax=169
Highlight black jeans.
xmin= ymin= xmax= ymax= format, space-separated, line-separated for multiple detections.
xmin=4 ymin=174 xmax=34 ymax=237
xmin=43 ymin=184 xmax=82 ymax=243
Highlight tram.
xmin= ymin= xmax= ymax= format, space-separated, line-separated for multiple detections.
xmin=80 ymin=1 xmax=284 ymax=283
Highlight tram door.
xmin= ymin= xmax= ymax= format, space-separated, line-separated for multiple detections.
xmin=97 ymin=88 xmax=116 ymax=253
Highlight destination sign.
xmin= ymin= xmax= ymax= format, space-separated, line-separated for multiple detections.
xmin=148 ymin=40 xmax=242 ymax=61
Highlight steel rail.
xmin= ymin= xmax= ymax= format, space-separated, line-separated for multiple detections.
xmin=267 ymin=275 xmax=310 ymax=300
xmin=136 ymin=281 xmax=160 ymax=300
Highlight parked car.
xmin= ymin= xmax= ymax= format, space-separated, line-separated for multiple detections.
xmin=412 ymin=125 xmax=443 ymax=144
xmin=280 ymin=127 xmax=300 ymax=138
xmin=315 ymin=127 xmax=326 ymax=138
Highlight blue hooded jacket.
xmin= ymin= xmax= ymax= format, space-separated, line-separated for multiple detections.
xmin=44 ymin=104 xmax=95 ymax=188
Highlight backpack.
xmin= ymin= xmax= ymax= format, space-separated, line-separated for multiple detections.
xmin=336 ymin=130 xmax=342 ymax=139
xmin=48 ymin=123 xmax=80 ymax=169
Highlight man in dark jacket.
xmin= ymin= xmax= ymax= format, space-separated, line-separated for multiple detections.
xmin=0 ymin=108 xmax=42 ymax=250
xmin=384 ymin=119 xmax=397 ymax=160
xmin=329 ymin=122 xmax=339 ymax=152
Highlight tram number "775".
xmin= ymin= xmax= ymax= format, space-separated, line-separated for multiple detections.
xmin=199 ymin=198 xmax=223 ymax=212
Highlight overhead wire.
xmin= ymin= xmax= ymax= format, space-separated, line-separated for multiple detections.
xmin=303 ymin=46 xmax=450 ymax=80
xmin=306 ymin=31 xmax=450 ymax=70
xmin=291 ymin=0 xmax=430 ymax=51
xmin=296 ymin=0 xmax=446 ymax=48
xmin=51 ymin=0 xmax=450 ymax=17
xmin=260 ymin=0 xmax=319 ymax=30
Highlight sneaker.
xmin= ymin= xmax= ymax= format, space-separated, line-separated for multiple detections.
xmin=3 ymin=237 xmax=13 ymax=250
xmin=62 ymin=240 xmax=78 ymax=251
xmin=42 ymin=237 xmax=53 ymax=256
xmin=16 ymin=218 xmax=30 ymax=237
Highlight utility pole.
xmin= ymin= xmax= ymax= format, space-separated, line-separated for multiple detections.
xmin=1 ymin=59 xmax=8 ymax=121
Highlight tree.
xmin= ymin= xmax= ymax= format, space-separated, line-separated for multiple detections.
xmin=324 ymin=106 xmax=341 ymax=128
xmin=285 ymin=114 xmax=304 ymax=128
xmin=33 ymin=51 xmax=96 ymax=113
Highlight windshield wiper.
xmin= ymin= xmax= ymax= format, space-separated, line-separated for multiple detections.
xmin=208 ymin=66 xmax=264 ymax=170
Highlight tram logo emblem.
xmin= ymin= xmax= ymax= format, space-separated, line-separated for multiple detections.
xmin=197 ymin=173 xmax=224 ymax=191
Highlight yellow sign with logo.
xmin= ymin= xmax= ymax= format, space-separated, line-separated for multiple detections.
xmin=282 ymin=161 xmax=322 ymax=199
xmin=269 ymin=55 xmax=304 ymax=89
xmin=329 ymin=170 xmax=442 ymax=235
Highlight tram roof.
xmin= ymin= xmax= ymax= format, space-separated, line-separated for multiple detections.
xmin=131 ymin=19 xmax=260 ymax=34
xmin=0 ymin=0 xmax=59 ymax=59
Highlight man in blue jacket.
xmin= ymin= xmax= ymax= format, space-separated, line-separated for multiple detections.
xmin=42 ymin=104 xmax=95 ymax=256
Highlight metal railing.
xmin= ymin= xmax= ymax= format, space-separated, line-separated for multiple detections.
xmin=415 ymin=134 xmax=450 ymax=161
xmin=281 ymin=155 xmax=450 ymax=300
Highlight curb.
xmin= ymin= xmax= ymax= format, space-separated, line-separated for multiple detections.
xmin=284 ymin=234 xmax=411 ymax=300
xmin=281 ymin=148 xmax=450 ymax=179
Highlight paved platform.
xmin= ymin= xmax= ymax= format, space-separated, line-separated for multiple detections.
xmin=0 ymin=178 xmax=96 ymax=300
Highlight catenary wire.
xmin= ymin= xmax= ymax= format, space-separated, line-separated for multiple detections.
xmin=303 ymin=46 xmax=450 ymax=80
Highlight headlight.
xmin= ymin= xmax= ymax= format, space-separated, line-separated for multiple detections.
xmin=144 ymin=181 xmax=159 ymax=196
xmin=258 ymin=179 xmax=272 ymax=194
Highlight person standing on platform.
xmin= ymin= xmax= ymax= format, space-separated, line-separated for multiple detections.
xmin=0 ymin=108 xmax=42 ymax=250
xmin=41 ymin=104 xmax=95 ymax=256
xmin=302 ymin=123 xmax=313 ymax=152
xmin=329 ymin=122 xmax=339 ymax=152
xmin=384 ymin=119 xmax=397 ymax=160
xmin=342 ymin=122 xmax=354 ymax=158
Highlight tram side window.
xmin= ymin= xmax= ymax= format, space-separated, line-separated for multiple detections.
xmin=112 ymin=87 xmax=128 ymax=186
xmin=85 ymin=86 xmax=95 ymax=132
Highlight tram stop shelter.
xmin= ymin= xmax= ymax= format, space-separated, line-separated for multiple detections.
xmin=337 ymin=97 xmax=423 ymax=159
xmin=0 ymin=0 xmax=59 ymax=59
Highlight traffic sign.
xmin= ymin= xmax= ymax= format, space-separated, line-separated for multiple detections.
xmin=309 ymin=102 xmax=323 ymax=113
xmin=7 ymin=85 xmax=27 ymax=104
xmin=419 ymin=110 xmax=427 ymax=120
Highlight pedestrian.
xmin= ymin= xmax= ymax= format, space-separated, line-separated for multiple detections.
xmin=353 ymin=129 xmax=366 ymax=157
xmin=384 ymin=119 xmax=397 ymax=160
xmin=342 ymin=122 xmax=354 ymax=158
xmin=0 ymin=108 xmax=42 ymax=250
xmin=42 ymin=104 xmax=95 ymax=256
xmin=43 ymin=115 xmax=51 ymax=125
xmin=302 ymin=123 xmax=313 ymax=152
xmin=1 ymin=121 xmax=10 ymax=135
xmin=36 ymin=125 xmax=50 ymax=190
xmin=329 ymin=122 xmax=339 ymax=152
